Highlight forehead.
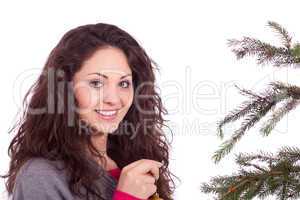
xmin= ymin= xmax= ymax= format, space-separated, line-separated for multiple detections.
xmin=79 ymin=47 xmax=132 ymax=77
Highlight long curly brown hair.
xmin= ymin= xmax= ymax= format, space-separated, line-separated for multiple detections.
xmin=2 ymin=23 xmax=177 ymax=199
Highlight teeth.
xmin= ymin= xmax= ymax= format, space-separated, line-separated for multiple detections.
xmin=95 ymin=110 xmax=117 ymax=116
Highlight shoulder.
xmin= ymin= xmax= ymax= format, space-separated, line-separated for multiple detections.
xmin=15 ymin=157 xmax=68 ymax=186
xmin=17 ymin=157 xmax=65 ymax=178
xmin=13 ymin=158 xmax=73 ymax=199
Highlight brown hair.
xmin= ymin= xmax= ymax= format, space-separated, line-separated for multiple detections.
xmin=2 ymin=23 xmax=177 ymax=199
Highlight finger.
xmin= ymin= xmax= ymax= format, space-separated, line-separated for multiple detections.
xmin=147 ymin=167 xmax=160 ymax=180
xmin=140 ymin=174 xmax=156 ymax=184
xmin=144 ymin=183 xmax=157 ymax=195
xmin=132 ymin=160 xmax=162 ymax=179
xmin=125 ymin=159 xmax=162 ymax=172
xmin=122 ymin=159 xmax=143 ymax=172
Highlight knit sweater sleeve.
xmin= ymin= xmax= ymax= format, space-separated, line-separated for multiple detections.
xmin=12 ymin=158 xmax=145 ymax=200
xmin=113 ymin=190 xmax=144 ymax=200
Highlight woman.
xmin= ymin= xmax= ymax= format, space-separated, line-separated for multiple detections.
xmin=3 ymin=23 xmax=176 ymax=200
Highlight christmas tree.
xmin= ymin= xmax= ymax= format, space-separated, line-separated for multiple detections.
xmin=201 ymin=21 xmax=300 ymax=199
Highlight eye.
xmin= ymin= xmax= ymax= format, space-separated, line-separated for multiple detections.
xmin=89 ymin=80 xmax=103 ymax=88
xmin=119 ymin=80 xmax=131 ymax=88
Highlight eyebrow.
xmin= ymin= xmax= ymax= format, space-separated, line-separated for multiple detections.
xmin=87 ymin=72 xmax=132 ymax=79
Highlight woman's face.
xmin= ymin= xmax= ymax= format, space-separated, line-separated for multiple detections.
xmin=73 ymin=47 xmax=134 ymax=135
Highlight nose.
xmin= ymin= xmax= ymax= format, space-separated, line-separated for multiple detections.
xmin=102 ymin=84 xmax=121 ymax=106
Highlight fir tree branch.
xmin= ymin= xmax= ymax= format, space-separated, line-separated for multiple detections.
xmin=260 ymin=97 xmax=300 ymax=136
xmin=267 ymin=21 xmax=292 ymax=49
xmin=228 ymin=21 xmax=300 ymax=67
xmin=206 ymin=21 xmax=300 ymax=200
xmin=202 ymin=147 xmax=300 ymax=199
xmin=217 ymin=99 xmax=258 ymax=140
xmin=278 ymin=146 xmax=300 ymax=163
xmin=215 ymin=82 xmax=300 ymax=163
xmin=217 ymin=84 xmax=273 ymax=139
xmin=214 ymin=101 xmax=274 ymax=163
xmin=228 ymin=37 xmax=295 ymax=67
xmin=215 ymin=82 xmax=293 ymax=163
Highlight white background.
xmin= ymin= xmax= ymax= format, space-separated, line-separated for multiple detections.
xmin=1 ymin=1 xmax=300 ymax=199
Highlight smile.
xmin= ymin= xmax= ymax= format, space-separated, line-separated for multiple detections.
xmin=95 ymin=109 xmax=118 ymax=120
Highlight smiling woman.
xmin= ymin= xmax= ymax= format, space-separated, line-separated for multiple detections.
xmin=73 ymin=47 xmax=134 ymax=137
xmin=2 ymin=23 xmax=176 ymax=200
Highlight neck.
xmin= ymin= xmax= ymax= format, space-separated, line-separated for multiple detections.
xmin=90 ymin=133 xmax=119 ymax=171
xmin=91 ymin=133 xmax=108 ymax=156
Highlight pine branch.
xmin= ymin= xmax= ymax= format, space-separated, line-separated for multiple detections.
xmin=205 ymin=21 xmax=300 ymax=200
xmin=214 ymin=82 xmax=300 ymax=163
xmin=217 ymin=84 xmax=273 ymax=139
xmin=260 ymin=97 xmax=300 ymax=136
xmin=202 ymin=147 xmax=300 ymax=199
xmin=228 ymin=21 xmax=300 ymax=67
xmin=291 ymin=44 xmax=300 ymax=59
xmin=217 ymin=98 xmax=259 ymax=139
xmin=214 ymin=102 xmax=275 ymax=163
xmin=278 ymin=146 xmax=300 ymax=163
xmin=228 ymin=37 xmax=295 ymax=66
xmin=267 ymin=21 xmax=292 ymax=49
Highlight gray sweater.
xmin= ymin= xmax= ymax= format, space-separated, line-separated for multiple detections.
xmin=11 ymin=158 xmax=118 ymax=200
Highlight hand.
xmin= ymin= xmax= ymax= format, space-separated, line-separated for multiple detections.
xmin=116 ymin=159 xmax=163 ymax=199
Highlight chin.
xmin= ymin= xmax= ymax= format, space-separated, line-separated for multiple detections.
xmin=97 ymin=123 xmax=120 ymax=134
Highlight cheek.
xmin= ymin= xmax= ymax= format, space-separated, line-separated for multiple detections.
xmin=124 ymin=90 xmax=134 ymax=108
xmin=118 ymin=90 xmax=134 ymax=115
xmin=74 ymin=87 xmax=99 ymax=109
